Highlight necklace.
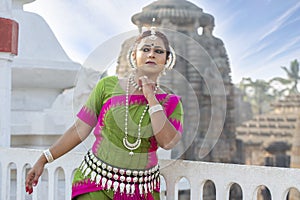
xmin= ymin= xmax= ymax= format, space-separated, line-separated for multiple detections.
xmin=128 ymin=74 xmax=159 ymax=92
xmin=129 ymin=75 xmax=142 ymax=91
xmin=123 ymin=74 xmax=160 ymax=156
xmin=123 ymin=76 xmax=149 ymax=156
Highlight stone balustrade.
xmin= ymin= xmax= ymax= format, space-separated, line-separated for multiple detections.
xmin=1 ymin=147 xmax=300 ymax=200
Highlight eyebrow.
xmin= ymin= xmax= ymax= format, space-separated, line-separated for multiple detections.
xmin=142 ymin=44 xmax=165 ymax=49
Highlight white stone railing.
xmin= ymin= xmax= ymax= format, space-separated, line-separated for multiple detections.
xmin=1 ymin=147 xmax=300 ymax=200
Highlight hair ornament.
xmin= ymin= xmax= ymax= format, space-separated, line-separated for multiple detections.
xmin=149 ymin=18 xmax=158 ymax=40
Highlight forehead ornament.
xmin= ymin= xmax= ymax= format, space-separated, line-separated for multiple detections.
xmin=149 ymin=18 xmax=158 ymax=41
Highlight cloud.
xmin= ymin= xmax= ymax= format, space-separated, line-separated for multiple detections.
xmin=214 ymin=10 xmax=242 ymax=37
xmin=264 ymin=35 xmax=300 ymax=62
xmin=24 ymin=1 xmax=139 ymax=63
xmin=24 ymin=0 xmax=300 ymax=83
xmin=259 ymin=1 xmax=300 ymax=41
xmin=228 ymin=1 xmax=300 ymax=83
xmin=230 ymin=1 xmax=300 ymax=64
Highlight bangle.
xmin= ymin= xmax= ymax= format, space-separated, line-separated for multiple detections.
xmin=43 ymin=149 xmax=54 ymax=163
xmin=148 ymin=104 xmax=163 ymax=116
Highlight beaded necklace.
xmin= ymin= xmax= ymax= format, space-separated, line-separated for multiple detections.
xmin=129 ymin=76 xmax=142 ymax=91
xmin=123 ymin=75 xmax=158 ymax=156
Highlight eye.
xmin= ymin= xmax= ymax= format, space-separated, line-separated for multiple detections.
xmin=141 ymin=47 xmax=150 ymax=52
xmin=155 ymin=49 xmax=165 ymax=54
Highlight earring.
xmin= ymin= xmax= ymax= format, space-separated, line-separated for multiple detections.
xmin=127 ymin=46 xmax=137 ymax=69
xmin=165 ymin=45 xmax=176 ymax=70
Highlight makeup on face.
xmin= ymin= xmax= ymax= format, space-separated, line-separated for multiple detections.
xmin=134 ymin=36 xmax=167 ymax=70
xmin=138 ymin=44 xmax=166 ymax=55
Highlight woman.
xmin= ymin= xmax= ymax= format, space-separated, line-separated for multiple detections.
xmin=25 ymin=29 xmax=184 ymax=200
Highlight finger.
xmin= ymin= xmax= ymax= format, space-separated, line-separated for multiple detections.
xmin=25 ymin=179 xmax=33 ymax=194
xmin=26 ymin=184 xmax=32 ymax=194
xmin=144 ymin=77 xmax=156 ymax=85
xmin=140 ymin=78 xmax=154 ymax=86
xmin=139 ymin=75 xmax=148 ymax=82
xmin=25 ymin=185 xmax=33 ymax=194
xmin=25 ymin=171 xmax=34 ymax=186
xmin=138 ymin=78 xmax=142 ymax=86
xmin=138 ymin=76 xmax=146 ymax=86
xmin=29 ymin=187 xmax=33 ymax=194
xmin=138 ymin=76 xmax=144 ymax=84
xmin=143 ymin=82 xmax=155 ymax=87
xmin=32 ymin=173 xmax=40 ymax=187
xmin=26 ymin=185 xmax=34 ymax=194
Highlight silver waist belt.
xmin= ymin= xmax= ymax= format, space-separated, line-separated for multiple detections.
xmin=79 ymin=150 xmax=160 ymax=195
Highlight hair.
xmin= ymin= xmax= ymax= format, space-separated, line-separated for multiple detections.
xmin=134 ymin=30 xmax=171 ymax=58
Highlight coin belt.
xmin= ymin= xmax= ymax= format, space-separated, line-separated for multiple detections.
xmin=79 ymin=150 xmax=160 ymax=195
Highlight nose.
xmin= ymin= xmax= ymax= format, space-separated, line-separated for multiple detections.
xmin=147 ymin=49 xmax=155 ymax=58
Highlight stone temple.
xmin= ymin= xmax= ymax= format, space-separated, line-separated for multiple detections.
xmin=116 ymin=0 xmax=238 ymax=163
xmin=236 ymin=94 xmax=300 ymax=168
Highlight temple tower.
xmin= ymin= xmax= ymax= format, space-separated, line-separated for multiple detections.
xmin=116 ymin=0 xmax=237 ymax=163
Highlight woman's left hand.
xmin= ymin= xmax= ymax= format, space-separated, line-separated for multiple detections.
xmin=139 ymin=76 xmax=157 ymax=100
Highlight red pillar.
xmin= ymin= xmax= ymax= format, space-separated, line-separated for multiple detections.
xmin=0 ymin=17 xmax=18 ymax=55
xmin=0 ymin=17 xmax=18 ymax=147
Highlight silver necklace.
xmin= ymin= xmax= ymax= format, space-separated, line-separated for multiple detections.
xmin=123 ymin=76 xmax=149 ymax=156
xmin=128 ymin=74 xmax=159 ymax=92
xmin=129 ymin=75 xmax=142 ymax=91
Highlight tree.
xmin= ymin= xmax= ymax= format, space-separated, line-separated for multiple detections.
xmin=270 ymin=59 xmax=300 ymax=94
xmin=238 ymin=59 xmax=300 ymax=116
xmin=238 ymin=78 xmax=273 ymax=115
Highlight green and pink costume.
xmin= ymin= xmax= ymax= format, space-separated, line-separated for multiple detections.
xmin=72 ymin=76 xmax=183 ymax=200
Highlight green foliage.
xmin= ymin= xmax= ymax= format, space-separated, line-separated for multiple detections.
xmin=237 ymin=59 xmax=299 ymax=115
xmin=238 ymin=78 xmax=273 ymax=114
xmin=273 ymin=59 xmax=300 ymax=94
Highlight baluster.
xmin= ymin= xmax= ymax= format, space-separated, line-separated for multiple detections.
xmin=165 ymin=176 xmax=177 ymax=200
xmin=65 ymin=170 xmax=73 ymax=199
xmin=270 ymin=187 xmax=286 ymax=200
xmin=16 ymin=163 xmax=23 ymax=200
xmin=1 ymin=162 xmax=8 ymax=200
xmin=241 ymin=185 xmax=257 ymax=200
xmin=215 ymin=181 xmax=228 ymax=200
xmin=190 ymin=180 xmax=202 ymax=200
xmin=48 ymin=167 xmax=55 ymax=200
xmin=32 ymin=182 xmax=39 ymax=200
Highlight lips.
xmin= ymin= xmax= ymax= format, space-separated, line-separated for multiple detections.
xmin=146 ymin=61 xmax=156 ymax=65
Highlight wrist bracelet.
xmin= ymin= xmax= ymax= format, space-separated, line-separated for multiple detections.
xmin=149 ymin=104 xmax=163 ymax=116
xmin=43 ymin=149 xmax=54 ymax=163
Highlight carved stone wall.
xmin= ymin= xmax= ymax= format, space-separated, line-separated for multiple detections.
xmin=236 ymin=94 xmax=300 ymax=167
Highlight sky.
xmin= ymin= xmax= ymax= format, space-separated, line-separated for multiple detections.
xmin=24 ymin=0 xmax=300 ymax=84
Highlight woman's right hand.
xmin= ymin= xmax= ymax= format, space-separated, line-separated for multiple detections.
xmin=25 ymin=156 xmax=47 ymax=194
xmin=24 ymin=119 xmax=93 ymax=194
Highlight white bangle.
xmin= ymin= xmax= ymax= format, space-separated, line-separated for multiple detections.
xmin=148 ymin=104 xmax=163 ymax=116
xmin=43 ymin=149 xmax=54 ymax=163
